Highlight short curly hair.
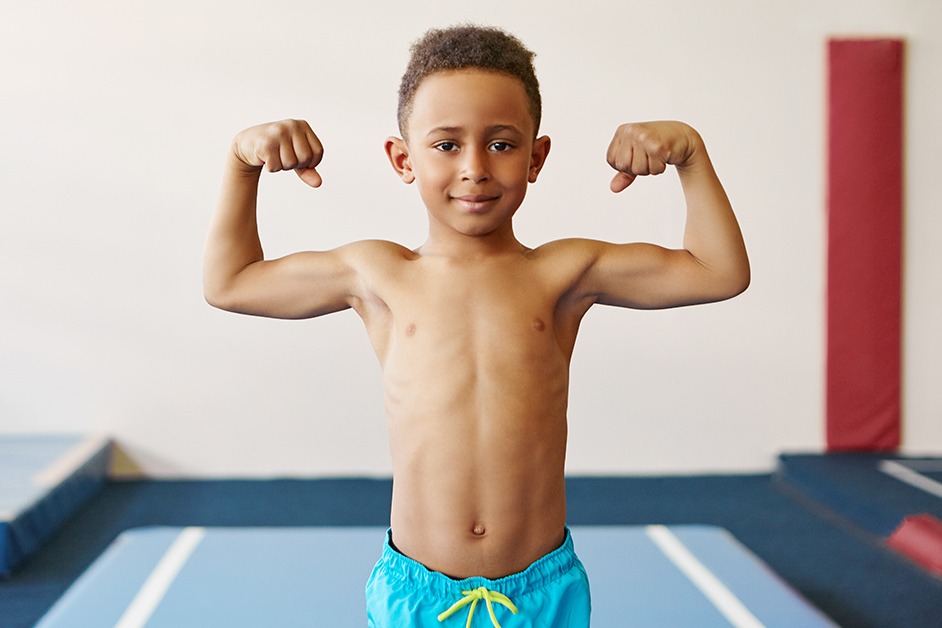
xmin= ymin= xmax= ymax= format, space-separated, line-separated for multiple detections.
xmin=397 ymin=25 xmax=542 ymax=138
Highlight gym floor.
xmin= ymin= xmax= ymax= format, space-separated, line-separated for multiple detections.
xmin=3 ymin=473 xmax=941 ymax=627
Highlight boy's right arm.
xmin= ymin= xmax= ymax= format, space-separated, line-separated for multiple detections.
xmin=202 ymin=119 xmax=357 ymax=319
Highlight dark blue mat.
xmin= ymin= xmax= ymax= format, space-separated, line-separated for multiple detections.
xmin=0 ymin=436 xmax=111 ymax=577
xmin=775 ymin=453 xmax=942 ymax=538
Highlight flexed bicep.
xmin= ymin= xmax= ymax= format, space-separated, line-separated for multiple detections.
xmin=585 ymin=241 xmax=732 ymax=310
xmin=207 ymin=247 xmax=359 ymax=319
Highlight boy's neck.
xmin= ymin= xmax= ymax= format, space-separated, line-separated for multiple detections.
xmin=418 ymin=223 xmax=527 ymax=260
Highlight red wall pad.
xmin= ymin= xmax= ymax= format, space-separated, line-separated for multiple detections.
xmin=826 ymin=39 xmax=904 ymax=451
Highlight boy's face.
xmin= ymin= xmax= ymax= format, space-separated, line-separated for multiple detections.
xmin=386 ymin=70 xmax=550 ymax=240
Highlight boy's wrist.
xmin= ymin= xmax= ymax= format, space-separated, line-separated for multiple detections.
xmin=673 ymin=124 xmax=705 ymax=170
xmin=226 ymin=147 xmax=263 ymax=177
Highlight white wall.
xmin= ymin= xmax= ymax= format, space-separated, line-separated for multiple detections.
xmin=1 ymin=0 xmax=939 ymax=477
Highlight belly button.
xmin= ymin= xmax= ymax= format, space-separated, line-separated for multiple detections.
xmin=472 ymin=523 xmax=486 ymax=536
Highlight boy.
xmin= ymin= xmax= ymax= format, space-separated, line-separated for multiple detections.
xmin=204 ymin=25 xmax=748 ymax=628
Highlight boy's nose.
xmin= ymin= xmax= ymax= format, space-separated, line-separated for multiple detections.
xmin=460 ymin=148 xmax=490 ymax=182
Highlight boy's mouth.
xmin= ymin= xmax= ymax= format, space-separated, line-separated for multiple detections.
xmin=453 ymin=194 xmax=498 ymax=202
xmin=452 ymin=194 xmax=498 ymax=214
xmin=452 ymin=194 xmax=500 ymax=212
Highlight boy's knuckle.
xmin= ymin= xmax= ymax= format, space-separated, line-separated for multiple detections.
xmin=265 ymin=122 xmax=290 ymax=141
xmin=259 ymin=139 xmax=278 ymax=157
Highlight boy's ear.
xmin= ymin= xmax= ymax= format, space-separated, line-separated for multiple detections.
xmin=528 ymin=135 xmax=551 ymax=183
xmin=385 ymin=137 xmax=415 ymax=184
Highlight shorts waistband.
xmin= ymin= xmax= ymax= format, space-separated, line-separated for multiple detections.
xmin=378 ymin=528 xmax=578 ymax=600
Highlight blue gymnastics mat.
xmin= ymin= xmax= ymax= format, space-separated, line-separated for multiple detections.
xmin=36 ymin=525 xmax=835 ymax=627
xmin=0 ymin=434 xmax=111 ymax=576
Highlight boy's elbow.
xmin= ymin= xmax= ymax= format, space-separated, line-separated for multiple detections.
xmin=202 ymin=264 xmax=249 ymax=313
xmin=203 ymin=281 xmax=237 ymax=312
xmin=722 ymin=262 xmax=751 ymax=299
xmin=731 ymin=275 xmax=750 ymax=300
xmin=203 ymin=288 xmax=226 ymax=311
xmin=700 ymin=257 xmax=749 ymax=303
xmin=203 ymin=289 xmax=224 ymax=310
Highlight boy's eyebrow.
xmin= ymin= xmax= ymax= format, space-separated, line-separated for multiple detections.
xmin=425 ymin=124 xmax=525 ymax=138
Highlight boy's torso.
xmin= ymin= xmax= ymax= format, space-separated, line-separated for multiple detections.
xmin=347 ymin=238 xmax=596 ymax=579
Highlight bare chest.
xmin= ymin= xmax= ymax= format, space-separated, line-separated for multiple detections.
xmin=383 ymin=262 xmax=565 ymax=363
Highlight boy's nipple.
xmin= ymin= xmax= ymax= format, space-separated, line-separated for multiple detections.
xmin=405 ymin=323 xmax=417 ymax=336
xmin=532 ymin=317 xmax=545 ymax=332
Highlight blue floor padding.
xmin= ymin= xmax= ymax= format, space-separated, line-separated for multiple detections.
xmin=0 ymin=435 xmax=112 ymax=576
xmin=36 ymin=525 xmax=835 ymax=627
xmin=775 ymin=453 xmax=942 ymax=538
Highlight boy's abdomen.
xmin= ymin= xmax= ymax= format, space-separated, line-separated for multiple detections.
xmin=383 ymin=345 xmax=571 ymax=579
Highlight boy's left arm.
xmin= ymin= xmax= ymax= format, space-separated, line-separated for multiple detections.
xmin=579 ymin=121 xmax=749 ymax=309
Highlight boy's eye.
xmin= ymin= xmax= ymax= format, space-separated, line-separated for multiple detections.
xmin=434 ymin=142 xmax=458 ymax=152
xmin=489 ymin=142 xmax=513 ymax=152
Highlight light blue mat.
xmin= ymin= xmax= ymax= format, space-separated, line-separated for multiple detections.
xmin=37 ymin=525 xmax=835 ymax=627
xmin=0 ymin=434 xmax=111 ymax=576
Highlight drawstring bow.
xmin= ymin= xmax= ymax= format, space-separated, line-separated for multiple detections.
xmin=437 ymin=586 xmax=518 ymax=628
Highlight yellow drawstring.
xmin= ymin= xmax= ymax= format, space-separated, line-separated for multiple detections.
xmin=437 ymin=586 xmax=518 ymax=628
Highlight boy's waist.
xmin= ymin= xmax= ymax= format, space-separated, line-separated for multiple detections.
xmin=379 ymin=527 xmax=579 ymax=599
xmin=388 ymin=490 xmax=568 ymax=578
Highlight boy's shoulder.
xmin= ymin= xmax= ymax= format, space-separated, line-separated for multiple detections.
xmin=339 ymin=239 xmax=418 ymax=262
xmin=324 ymin=240 xmax=417 ymax=284
xmin=526 ymin=237 xmax=611 ymax=264
xmin=525 ymin=237 xmax=649 ymax=287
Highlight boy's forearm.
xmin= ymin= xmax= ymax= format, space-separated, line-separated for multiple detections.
xmin=203 ymin=152 xmax=266 ymax=306
xmin=676 ymin=141 xmax=750 ymax=296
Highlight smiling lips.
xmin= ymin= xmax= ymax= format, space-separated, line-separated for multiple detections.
xmin=452 ymin=194 xmax=500 ymax=212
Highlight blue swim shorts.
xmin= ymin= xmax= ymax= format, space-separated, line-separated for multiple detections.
xmin=365 ymin=528 xmax=591 ymax=627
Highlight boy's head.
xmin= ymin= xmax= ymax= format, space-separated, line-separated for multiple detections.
xmin=397 ymin=25 xmax=542 ymax=140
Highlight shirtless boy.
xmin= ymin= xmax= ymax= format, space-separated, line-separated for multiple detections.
xmin=204 ymin=25 xmax=748 ymax=628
